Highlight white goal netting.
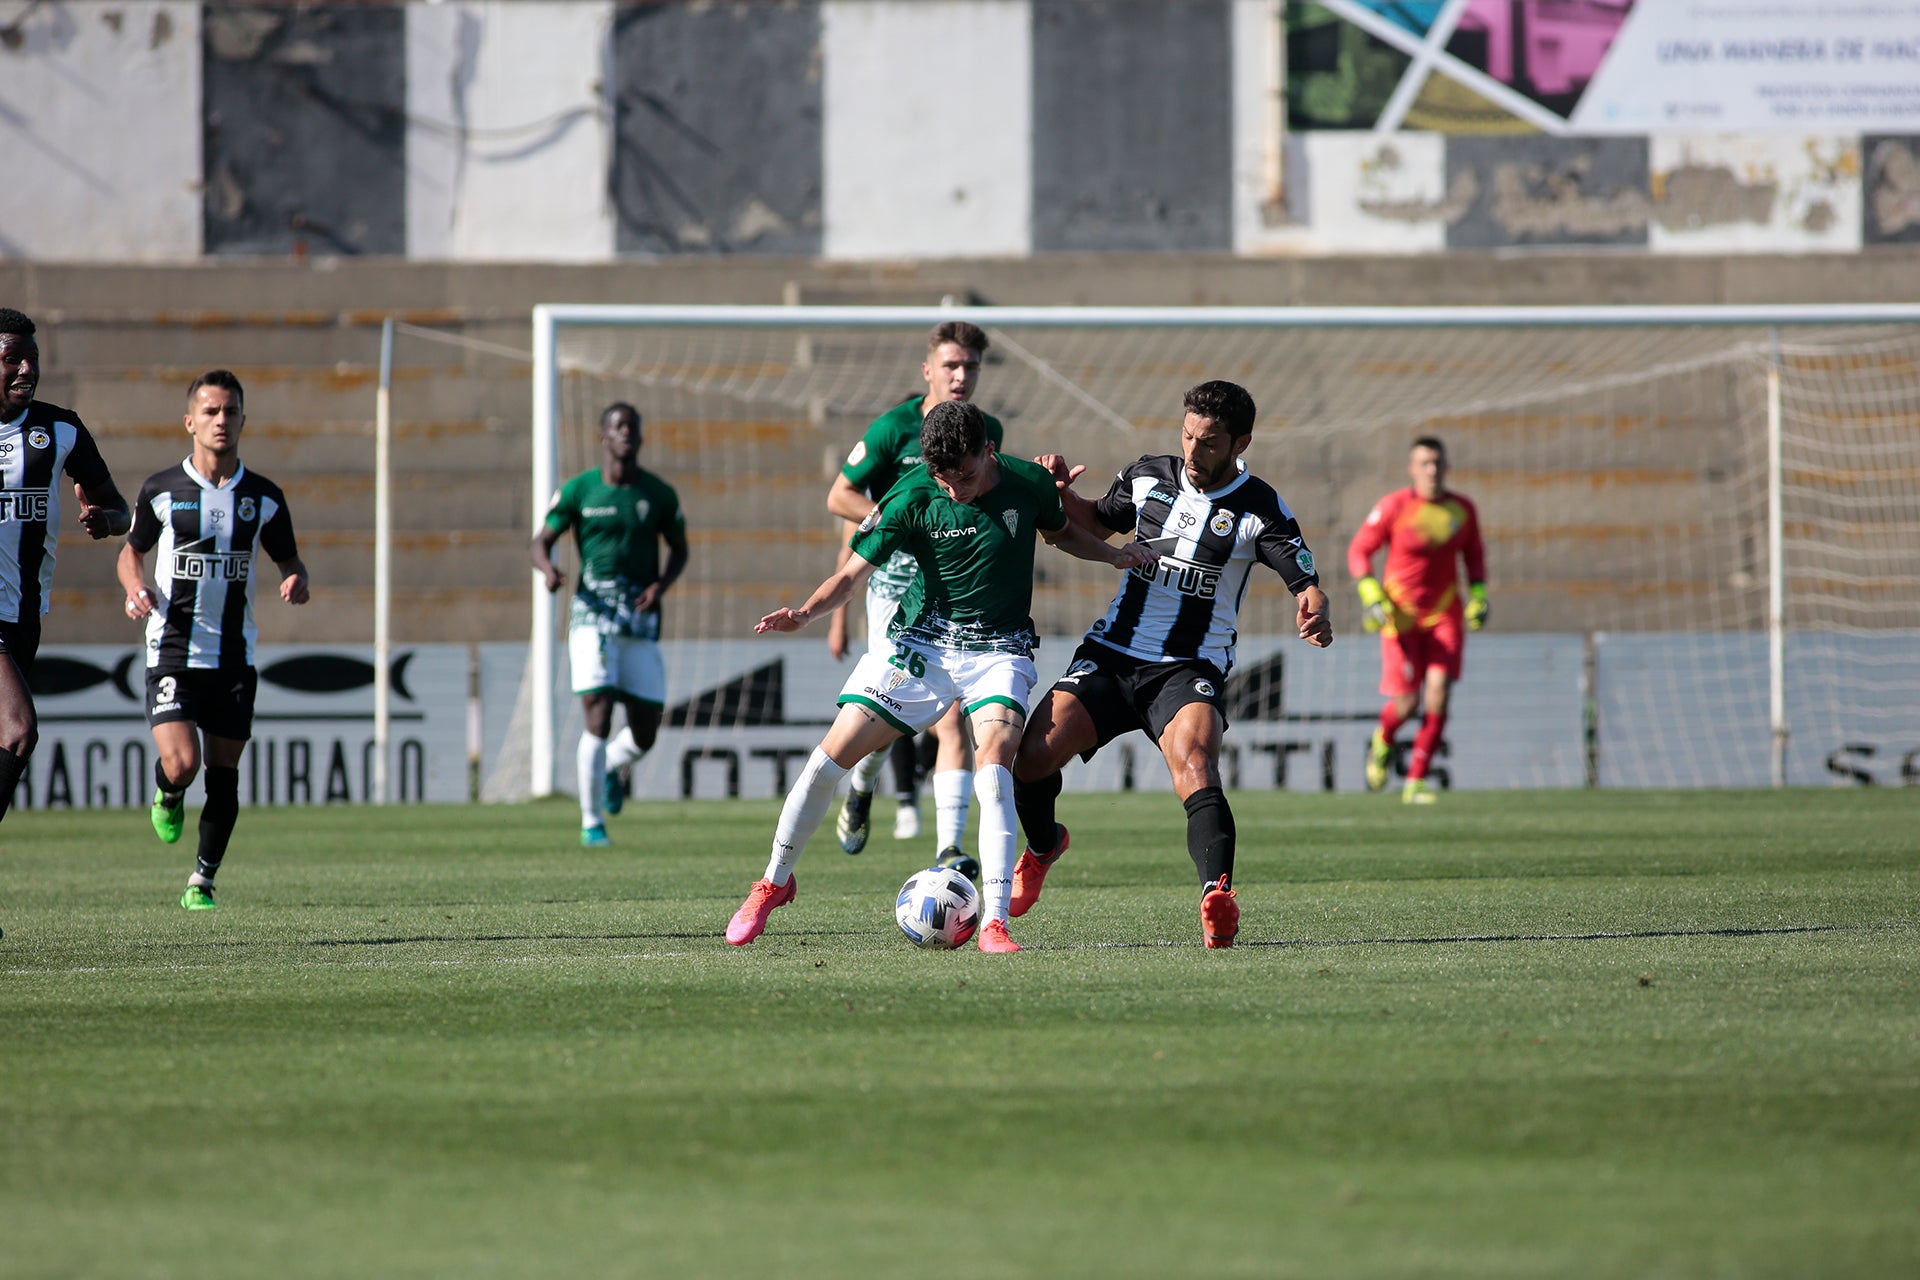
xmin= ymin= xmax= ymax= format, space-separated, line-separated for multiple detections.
xmin=484 ymin=307 xmax=1920 ymax=799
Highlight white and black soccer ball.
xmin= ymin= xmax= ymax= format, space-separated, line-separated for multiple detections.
xmin=894 ymin=865 xmax=980 ymax=949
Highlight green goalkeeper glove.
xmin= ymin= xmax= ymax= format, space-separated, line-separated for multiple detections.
xmin=1356 ymin=577 xmax=1389 ymax=633
xmin=1466 ymin=582 xmax=1489 ymax=631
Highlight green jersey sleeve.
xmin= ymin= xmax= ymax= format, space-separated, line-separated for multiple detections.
xmin=542 ymin=475 xmax=580 ymax=533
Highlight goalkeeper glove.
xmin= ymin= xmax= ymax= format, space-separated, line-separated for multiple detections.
xmin=1356 ymin=577 xmax=1389 ymax=633
xmin=1466 ymin=582 xmax=1489 ymax=631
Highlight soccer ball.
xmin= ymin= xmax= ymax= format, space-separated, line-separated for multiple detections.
xmin=894 ymin=865 xmax=980 ymax=949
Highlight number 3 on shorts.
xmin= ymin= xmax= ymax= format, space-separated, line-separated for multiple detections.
xmin=887 ymin=645 xmax=926 ymax=679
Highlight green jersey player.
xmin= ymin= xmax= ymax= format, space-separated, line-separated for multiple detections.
xmin=531 ymin=403 xmax=690 ymax=846
xmin=824 ymin=321 xmax=1004 ymax=862
xmin=726 ymin=400 xmax=1158 ymax=954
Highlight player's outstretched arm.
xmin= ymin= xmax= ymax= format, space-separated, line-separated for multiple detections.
xmin=1042 ymin=519 xmax=1158 ymax=571
xmin=757 ymin=552 xmax=877 ymax=635
xmin=276 ymin=557 xmax=311 ymax=606
xmin=1032 ymin=454 xmax=1108 ymax=538
xmin=1296 ymin=584 xmax=1332 ymax=648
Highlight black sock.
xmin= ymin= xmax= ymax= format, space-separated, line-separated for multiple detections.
xmin=195 ymin=766 xmax=240 ymax=881
xmin=154 ymin=758 xmax=187 ymax=807
xmin=889 ymin=735 xmax=918 ymax=802
xmin=1183 ymin=786 xmax=1236 ymax=889
xmin=1013 ymin=769 xmax=1063 ymax=857
xmin=0 ymin=745 xmax=26 ymax=824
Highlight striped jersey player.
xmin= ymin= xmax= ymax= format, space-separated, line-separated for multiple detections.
xmin=119 ymin=369 xmax=310 ymax=911
xmin=0 ymin=308 xmax=133 ymax=854
xmin=1009 ymin=380 xmax=1332 ymax=949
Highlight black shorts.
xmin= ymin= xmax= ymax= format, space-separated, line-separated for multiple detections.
xmin=0 ymin=616 xmax=43 ymax=679
xmin=1049 ymin=639 xmax=1229 ymax=760
xmin=146 ymin=667 xmax=259 ymax=741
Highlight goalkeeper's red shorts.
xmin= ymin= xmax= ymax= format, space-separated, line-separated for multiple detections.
xmin=1379 ymin=611 xmax=1464 ymax=696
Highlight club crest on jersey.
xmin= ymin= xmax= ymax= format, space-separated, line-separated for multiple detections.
xmin=238 ymin=497 xmax=256 ymax=522
xmin=882 ymin=666 xmax=911 ymax=693
xmin=26 ymin=428 xmax=50 ymax=450
xmin=1209 ymin=508 xmax=1234 ymax=537
xmin=1001 ymin=510 xmax=1018 ymax=536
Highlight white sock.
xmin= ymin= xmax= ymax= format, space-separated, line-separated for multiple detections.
xmin=848 ymin=744 xmax=887 ymax=795
xmin=975 ymin=764 xmax=1015 ymax=923
xmin=933 ymin=768 xmax=972 ymax=851
xmin=764 ymin=748 xmax=849 ymax=885
xmin=606 ymin=725 xmax=644 ymax=771
xmin=578 ymin=732 xmax=607 ymax=826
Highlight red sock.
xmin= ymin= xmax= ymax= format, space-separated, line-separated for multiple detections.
xmin=1378 ymin=704 xmax=1410 ymax=740
xmin=1408 ymin=711 xmax=1448 ymax=780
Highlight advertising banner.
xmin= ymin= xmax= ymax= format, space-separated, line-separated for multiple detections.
xmin=23 ymin=645 xmax=473 ymax=810
xmin=1296 ymin=2 xmax=1920 ymax=134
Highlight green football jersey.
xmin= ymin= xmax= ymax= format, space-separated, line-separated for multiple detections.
xmin=841 ymin=395 xmax=1005 ymax=601
xmin=848 ymin=454 xmax=1065 ymax=655
xmin=544 ymin=467 xmax=685 ymax=638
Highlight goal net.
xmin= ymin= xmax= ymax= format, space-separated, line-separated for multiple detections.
xmin=485 ymin=304 xmax=1920 ymax=801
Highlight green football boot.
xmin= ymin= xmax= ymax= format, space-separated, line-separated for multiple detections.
xmin=151 ymin=789 xmax=185 ymax=844
xmin=1364 ymin=729 xmax=1392 ymax=793
xmin=180 ymin=884 xmax=217 ymax=910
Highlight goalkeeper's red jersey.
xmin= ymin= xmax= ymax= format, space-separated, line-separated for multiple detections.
xmin=1346 ymin=487 xmax=1485 ymax=624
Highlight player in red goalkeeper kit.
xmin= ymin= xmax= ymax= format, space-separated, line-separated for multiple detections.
xmin=1346 ymin=436 xmax=1486 ymax=803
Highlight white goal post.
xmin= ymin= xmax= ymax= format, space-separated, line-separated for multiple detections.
xmin=508 ymin=302 xmax=1920 ymax=800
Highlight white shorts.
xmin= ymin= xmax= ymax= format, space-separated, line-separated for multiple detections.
xmin=865 ymin=590 xmax=903 ymax=660
xmin=569 ymin=626 xmax=667 ymax=703
xmin=837 ymin=638 xmax=1037 ymax=735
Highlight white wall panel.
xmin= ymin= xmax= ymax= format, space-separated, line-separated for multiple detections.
xmin=823 ymin=1 xmax=1030 ymax=260
xmin=407 ymin=2 xmax=614 ymax=261
xmin=0 ymin=3 xmax=200 ymax=261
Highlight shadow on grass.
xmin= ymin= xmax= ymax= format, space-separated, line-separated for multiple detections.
xmin=1079 ymin=923 xmax=1852 ymax=950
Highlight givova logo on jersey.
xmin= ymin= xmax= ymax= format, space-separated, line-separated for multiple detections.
xmin=0 ymin=488 xmax=50 ymax=522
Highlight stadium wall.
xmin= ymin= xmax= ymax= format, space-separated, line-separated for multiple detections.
xmin=5 ymin=1 xmax=1919 ymax=262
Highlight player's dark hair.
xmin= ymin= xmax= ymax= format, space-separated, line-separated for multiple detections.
xmin=928 ymin=321 xmax=988 ymax=356
xmin=921 ymin=399 xmax=988 ymax=471
xmin=1184 ymin=380 xmax=1256 ymax=439
xmin=601 ymin=401 xmax=641 ymax=431
xmin=0 ymin=309 xmax=35 ymax=338
xmin=1411 ymin=435 xmax=1446 ymax=456
xmin=187 ymin=369 xmax=245 ymax=411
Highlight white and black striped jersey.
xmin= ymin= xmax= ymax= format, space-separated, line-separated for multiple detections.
xmin=1082 ymin=455 xmax=1319 ymax=673
xmin=128 ymin=461 xmax=299 ymax=670
xmin=0 ymin=402 xmax=116 ymax=623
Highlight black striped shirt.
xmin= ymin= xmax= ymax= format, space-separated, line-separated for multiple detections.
xmin=1083 ymin=455 xmax=1319 ymax=673
xmin=0 ymin=402 xmax=115 ymax=623
xmin=128 ymin=461 xmax=299 ymax=670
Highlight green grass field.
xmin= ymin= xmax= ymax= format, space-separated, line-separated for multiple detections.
xmin=5 ymin=789 xmax=1916 ymax=1278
